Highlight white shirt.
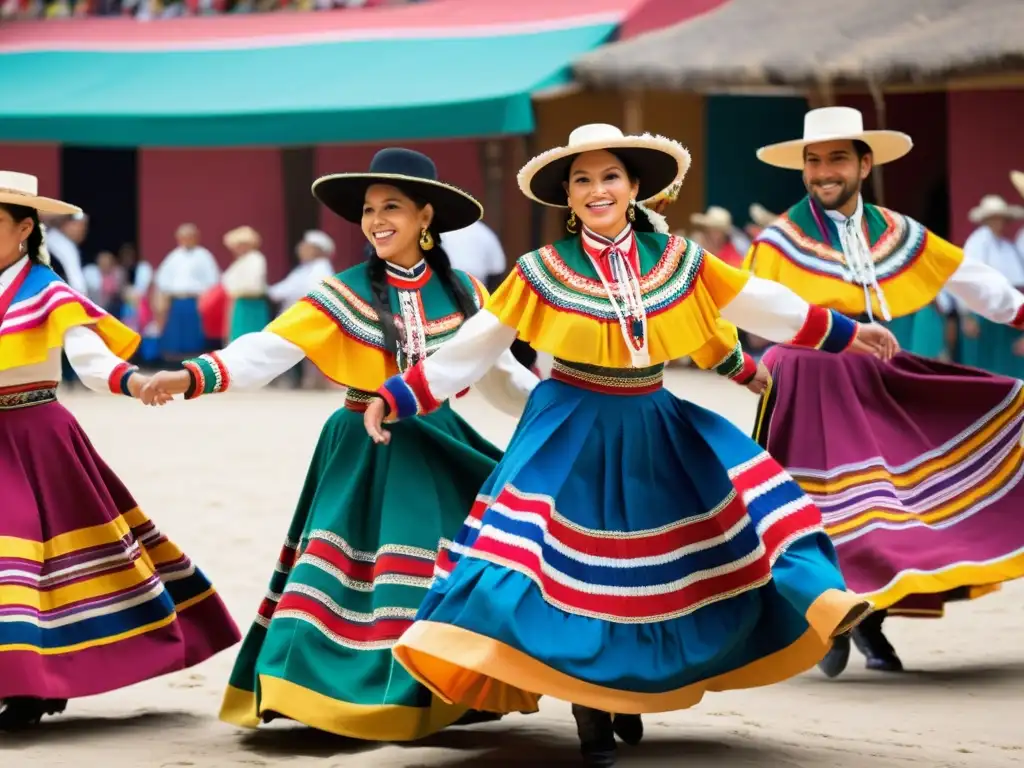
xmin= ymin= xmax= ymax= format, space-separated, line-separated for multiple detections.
xmin=966 ymin=225 xmax=1024 ymax=287
xmin=266 ymin=257 xmax=334 ymax=313
xmin=154 ymin=246 xmax=221 ymax=296
xmin=44 ymin=227 xmax=88 ymax=294
xmin=440 ymin=221 xmax=506 ymax=281
xmin=222 ymin=250 xmax=267 ymax=297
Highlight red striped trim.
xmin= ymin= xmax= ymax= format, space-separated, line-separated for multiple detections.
xmin=107 ymin=361 xmax=134 ymax=395
xmin=1012 ymin=303 xmax=1024 ymax=331
xmin=731 ymin=454 xmax=786 ymax=492
xmin=0 ymin=380 xmax=58 ymax=395
xmin=183 ymin=360 xmax=204 ymax=400
xmin=405 ymin=360 xmax=440 ymax=414
xmin=789 ymin=304 xmax=831 ymax=348
xmin=730 ymin=352 xmax=758 ymax=384
xmin=303 ymin=538 xmax=435 ymax=584
xmin=275 ymin=592 xmax=412 ymax=644
xmin=479 ymin=487 xmax=749 ymax=560
xmin=207 ymin=350 xmax=231 ymax=392
xmin=549 ymin=367 xmax=663 ymax=395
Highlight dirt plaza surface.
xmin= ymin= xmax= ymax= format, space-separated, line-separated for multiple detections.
xmin=7 ymin=367 xmax=1023 ymax=768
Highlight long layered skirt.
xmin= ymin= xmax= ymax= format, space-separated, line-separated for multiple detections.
xmin=161 ymin=296 xmax=208 ymax=358
xmin=958 ymin=313 xmax=1024 ymax=379
xmin=0 ymin=383 xmax=241 ymax=701
xmin=219 ymin=396 xmax=504 ymax=741
xmin=886 ymin=305 xmax=948 ymax=360
xmin=228 ymin=297 xmax=270 ymax=343
xmin=392 ymin=362 xmax=869 ymax=715
xmin=755 ymin=348 xmax=1024 ymax=618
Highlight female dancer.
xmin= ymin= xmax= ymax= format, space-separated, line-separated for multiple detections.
xmin=363 ymin=125 xmax=898 ymax=766
xmin=0 ymin=171 xmax=240 ymax=729
xmin=222 ymin=225 xmax=270 ymax=342
xmin=140 ymin=149 xmax=538 ymax=740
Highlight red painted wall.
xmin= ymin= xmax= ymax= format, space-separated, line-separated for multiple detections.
xmin=0 ymin=144 xmax=61 ymax=201
xmin=315 ymin=139 xmax=485 ymax=270
xmin=947 ymin=89 xmax=1024 ymax=245
xmin=138 ymin=148 xmax=289 ymax=280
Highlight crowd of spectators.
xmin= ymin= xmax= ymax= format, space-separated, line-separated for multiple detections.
xmin=2 ymin=0 xmax=423 ymax=21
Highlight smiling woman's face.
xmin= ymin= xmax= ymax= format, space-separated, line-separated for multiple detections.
xmin=361 ymin=183 xmax=433 ymax=263
xmin=564 ymin=150 xmax=640 ymax=238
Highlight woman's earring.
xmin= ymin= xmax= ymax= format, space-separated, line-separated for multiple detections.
xmin=419 ymin=228 xmax=434 ymax=251
xmin=628 ymin=199 xmax=637 ymax=223
xmin=18 ymin=240 xmax=26 ymax=254
xmin=566 ymin=209 xmax=578 ymax=234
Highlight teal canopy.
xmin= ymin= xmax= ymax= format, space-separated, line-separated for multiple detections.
xmin=0 ymin=24 xmax=615 ymax=147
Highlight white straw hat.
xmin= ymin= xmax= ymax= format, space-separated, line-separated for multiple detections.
xmin=690 ymin=205 xmax=733 ymax=231
xmin=0 ymin=171 xmax=80 ymax=215
xmin=756 ymin=107 xmax=913 ymax=171
xmin=748 ymin=203 xmax=778 ymax=228
xmin=968 ymin=194 xmax=1024 ymax=224
xmin=518 ymin=123 xmax=691 ymax=207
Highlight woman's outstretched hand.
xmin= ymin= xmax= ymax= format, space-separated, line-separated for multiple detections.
xmin=139 ymin=370 xmax=191 ymax=406
xmin=849 ymin=323 xmax=899 ymax=361
xmin=363 ymin=397 xmax=392 ymax=445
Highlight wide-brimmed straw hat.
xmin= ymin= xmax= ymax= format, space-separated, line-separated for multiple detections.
xmin=312 ymin=148 xmax=482 ymax=233
xmin=223 ymin=225 xmax=261 ymax=249
xmin=748 ymin=203 xmax=778 ymax=228
xmin=690 ymin=205 xmax=733 ymax=231
xmin=1011 ymin=170 xmax=1024 ymax=202
xmin=968 ymin=194 xmax=1024 ymax=224
xmin=0 ymin=171 xmax=80 ymax=215
xmin=518 ymin=124 xmax=691 ymax=208
xmin=756 ymin=107 xmax=913 ymax=171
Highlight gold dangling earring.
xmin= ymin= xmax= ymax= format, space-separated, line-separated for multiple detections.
xmin=628 ymin=199 xmax=637 ymax=223
xmin=419 ymin=228 xmax=434 ymax=251
xmin=566 ymin=209 xmax=578 ymax=234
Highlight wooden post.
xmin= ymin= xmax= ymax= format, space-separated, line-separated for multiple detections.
xmin=867 ymin=78 xmax=887 ymax=207
xmin=479 ymin=139 xmax=504 ymax=238
xmin=623 ymin=89 xmax=644 ymax=133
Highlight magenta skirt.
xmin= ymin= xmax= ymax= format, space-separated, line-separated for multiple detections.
xmin=755 ymin=348 xmax=1024 ymax=617
xmin=0 ymin=382 xmax=241 ymax=700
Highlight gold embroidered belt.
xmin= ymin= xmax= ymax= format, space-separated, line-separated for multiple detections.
xmin=550 ymin=359 xmax=664 ymax=395
xmin=0 ymin=381 xmax=59 ymax=410
xmin=344 ymin=388 xmax=377 ymax=413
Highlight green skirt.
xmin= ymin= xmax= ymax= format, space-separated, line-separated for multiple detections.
xmin=219 ymin=400 xmax=503 ymax=740
xmin=886 ymin=305 xmax=948 ymax=359
xmin=959 ymin=313 xmax=1024 ymax=378
xmin=229 ymin=297 xmax=270 ymax=342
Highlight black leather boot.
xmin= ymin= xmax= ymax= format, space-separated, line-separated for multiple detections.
xmin=611 ymin=713 xmax=643 ymax=745
xmin=851 ymin=610 xmax=903 ymax=672
xmin=818 ymin=632 xmax=852 ymax=678
xmin=0 ymin=697 xmax=67 ymax=730
xmin=572 ymin=704 xmax=617 ymax=766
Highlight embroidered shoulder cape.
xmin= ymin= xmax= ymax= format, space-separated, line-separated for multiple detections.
xmin=265 ymin=263 xmax=487 ymax=392
xmin=0 ymin=264 xmax=139 ymax=372
xmin=743 ymin=196 xmax=963 ymax=318
xmin=487 ymin=232 xmax=750 ymax=369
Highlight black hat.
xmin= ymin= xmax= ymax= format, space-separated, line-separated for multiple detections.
xmin=312 ymin=148 xmax=483 ymax=233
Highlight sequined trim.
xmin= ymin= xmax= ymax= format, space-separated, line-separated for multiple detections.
xmin=0 ymin=381 xmax=58 ymax=410
xmin=550 ymin=358 xmax=664 ymax=394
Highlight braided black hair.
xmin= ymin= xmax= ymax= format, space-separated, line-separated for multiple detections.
xmin=561 ymin=150 xmax=658 ymax=236
xmin=364 ymin=187 xmax=479 ymax=357
xmin=0 ymin=203 xmax=43 ymax=264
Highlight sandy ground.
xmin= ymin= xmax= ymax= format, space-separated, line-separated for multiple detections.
xmin=6 ymin=367 xmax=1023 ymax=768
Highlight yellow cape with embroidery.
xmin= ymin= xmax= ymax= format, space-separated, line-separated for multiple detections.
xmin=742 ymin=196 xmax=962 ymax=318
xmin=487 ymin=231 xmax=750 ymax=370
xmin=0 ymin=264 xmax=139 ymax=372
xmin=264 ymin=263 xmax=488 ymax=392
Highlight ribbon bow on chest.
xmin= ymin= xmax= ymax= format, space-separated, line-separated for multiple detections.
xmin=581 ymin=224 xmax=650 ymax=367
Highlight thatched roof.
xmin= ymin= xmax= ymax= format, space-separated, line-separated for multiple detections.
xmin=574 ymin=0 xmax=1024 ymax=91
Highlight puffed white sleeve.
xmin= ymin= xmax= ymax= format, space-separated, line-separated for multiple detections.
xmin=471 ymin=347 xmax=540 ymax=417
xmin=377 ymin=309 xmax=519 ymax=419
xmin=718 ymin=275 xmax=860 ymax=351
xmin=186 ymin=332 xmax=307 ymax=395
xmin=943 ymin=259 xmax=1024 ymax=326
xmin=63 ymin=325 xmax=131 ymax=394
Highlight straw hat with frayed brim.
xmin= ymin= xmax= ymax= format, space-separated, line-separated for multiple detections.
xmin=690 ymin=205 xmax=733 ymax=231
xmin=757 ymin=107 xmax=913 ymax=171
xmin=312 ymin=148 xmax=482 ymax=233
xmin=968 ymin=194 xmax=1024 ymax=224
xmin=748 ymin=203 xmax=778 ymax=228
xmin=518 ymin=124 xmax=691 ymax=208
xmin=1011 ymin=170 xmax=1024 ymax=202
xmin=0 ymin=171 xmax=81 ymax=215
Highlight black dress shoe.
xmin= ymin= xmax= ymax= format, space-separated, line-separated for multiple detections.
xmin=818 ymin=633 xmax=851 ymax=678
xmin=851 ymin=609 xmax=904 ymax=672
xmin=611 ymin=713 xmax=643 ymax=745
xmin=0 ymin=698 xmax=67 ymax=730
xmin=572 ymin=704 xmax=617 ymax=766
